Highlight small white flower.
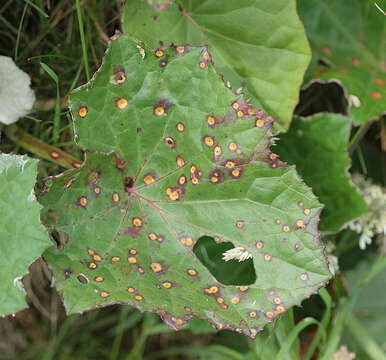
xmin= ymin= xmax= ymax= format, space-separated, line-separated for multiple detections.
xmin=344 ymin=174 xmax=386 ymax=251
xmin=333 ymin=345 xmax=356 ymax=360
xmin=222 ymin=247 xmax=253 ymax=262
xmin=0 ymin=56 xmax=35 ymax=125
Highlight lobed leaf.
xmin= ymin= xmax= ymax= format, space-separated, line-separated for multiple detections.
xmin=275 ymin=113 xmax=368 ymax=232
xmin=122 ymin=0 xmax=311 ymax=131
xmin=298 ymin=0 xmax=386 ymax=124
xmin=0 ymin=154 xmax=50 ymax=316
xmin=40 ymin=34 xmax=330 ymax=336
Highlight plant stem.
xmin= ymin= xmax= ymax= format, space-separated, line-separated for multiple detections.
xmin=346 ymin=314 xmax=386 ymax=360
xmin=6 ymin=128 xmax=82 ymax=169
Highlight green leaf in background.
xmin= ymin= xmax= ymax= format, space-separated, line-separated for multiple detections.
xmin=40 ymin=34 xmax=330 ymax=336
xmin=275 ymin=113 xmax=368 ymax=232
xmin=122 ymin=0 xmax=311 ymax=131
xmin=0 ymin=154 xmax=50 ymax=316
xmin=343 ymin=258 xmax=386 ymax=353
xmin=298 ymin=0 xmax=386 ymax=125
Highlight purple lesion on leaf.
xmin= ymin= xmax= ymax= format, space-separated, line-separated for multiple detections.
xmin=112 ymin=66 xmax=126 ymax=85
xmin=64 ymin=268 xmax=73 ymax=280
xmin=209 ymin=168 xmax=225 ymax=184
xmin=85 ymin=170 xmax=100 ymax=186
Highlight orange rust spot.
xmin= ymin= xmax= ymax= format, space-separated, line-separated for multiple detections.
xmin=249 ymin=311 xmax=257 ymax=318
xmin=276 ymin=305 xmax=285 ymax=313
xmin=282 ymin=225 xmax=290 ymax=233
xmin=134 ymin=294 xmax=144 ymax=301
xmin=255 ymin=118 xmax=265 ymax=128
xmin=374 ymin=78 xmax=385 ymax=86
xmin=228 ymin=142 xmax=238 ymax=152
xmin=176 ymin=122 xmax=185 ymax=132
xmin=264 ymin=254 xmax=272 ymax=261
xmin=203 ymin=135 xmax=215 ymax=147
xmin=350 ymin=57 xmax=360 ymax=66
xmin=93 ymin=186 xmax=101 ymax=195
xmin=178 ymin=174 xmax=187 ymax=185
xmin=256 ymin=241 xmax=264 ymax=249
xmin=370 ymin=91 xmax=382 ymax=100
xmin=78 ymin=196 xmax=88 ymax=207
xmin=132 ymin=218 xmax=142 ymax=227
xmin=239 ymin=286 xmax=249 ymax=292
xmin=176 ymin=45 xmax=185 ymax=54
xmin=78 ymin=106 xmax=88 ymax=118
xmin=191 ymin=177 xmax=199 ymax=185
xmin=100 ymin=291 xmax=110 ymax=298
xmin=116 ymin=97 xmax=128 ymax=110
xmin=144 ymin=174 xmax=155 ymax=185
xmin=199 ymin=61 xmax=207 ymax=69
xmin=338 ymin=67 xmax=348 ymax=74
xmin=231 ymin=297 xmax=240 ymax=304
xmin=127 ymin=286 xmax=135 ymax=293
xmin=320 ymin=45 xmax=332 ymax=57
xmin=155 ymin=49 xmax=164 ymax=58
xmin=111 ymin=256 xmax=121 ymax=263
xmin=162 ymin=281 xmax=173 ymax=289
xmin=112 ymin=192 xmax=120 ymax=203
xmin=202 ymin=51 xmax=211 ymax=61
xmin=300 ymin=273 xmax=309 ymax=281
xmin=187 ymin=268 xmax=198 ymax=276
xmin=265 ymin=311 xmax=274 ymax=319
xmin=64 ymin=178 xmax=75 ymax=189
xmin=296 ymin=220 xmax=306 ymax=229
xmin=150 ymin=262 xmax=163 ymax=273
xmin=231 ymin=169 xmax=240 ymax=178
xmin=207 ymin=115 xmax=216 ymax=127
xmin=273 ymin=297 xmax=281 ymax=305
xmin=213 ymin=145 xmax=222 ymax=157
xmin=315 ymin=68 xmax=326 ymax=75
xmin=237 ymin=110 xmax=244 ymax=118
xmin=148 ymin=232 xmax=157 ymax=241
xmin=154 ymin=106 xmax=165 ymax=116
xmin=176 ymin=155 xmax=185 ymax=167
xmin=94 ymin=276 xmax=104 ymax=282
xmin=304 ymin=208 xmax=311 ymax=215
xmin=127 ymin=257 xmax=137 ymax=264
xmin=232 ymin=102 xmax=239 ymax=110
xmin=50 ymin=151 xmax=61 ymax=159
xmin=93 ymin=254 xmax=102 ymax=262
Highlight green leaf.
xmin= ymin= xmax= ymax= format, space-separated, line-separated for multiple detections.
xmin=0 ymin=153 xmax=50 ymax=316
xmin=122 ymin=0 xmax=311 ymax=131
xmin=275 ymin=113 xmax=368 ymax=232
xmin=298 ymin=0 xmax=386 ymax=124
xmin=40 ymin=34 xmax=330 ymax=336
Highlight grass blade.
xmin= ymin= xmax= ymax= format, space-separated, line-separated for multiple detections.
xmin=75 ymin=0 xmax=90 ymax=82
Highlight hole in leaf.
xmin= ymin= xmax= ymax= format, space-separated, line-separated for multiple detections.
xmin=193 ymin=236 xmax=256 ymax=285
xmin=77 ymin=273 xmax=89 ymax=285
xmin=296 ymin=82 xmax=347 ymax=117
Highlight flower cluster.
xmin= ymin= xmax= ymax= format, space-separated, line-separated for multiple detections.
xmin=222 ymin=247 xmax=253 ymax=262
xmin=345 ymin=173 xmax=386 ymax=251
